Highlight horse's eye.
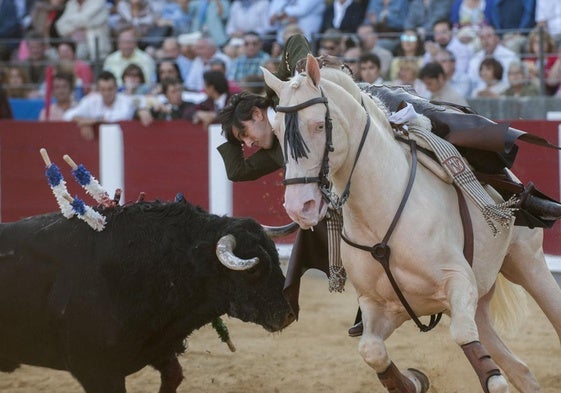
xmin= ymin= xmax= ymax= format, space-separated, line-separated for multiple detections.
xmin=316 ymin=123 xmax=325 ymax=132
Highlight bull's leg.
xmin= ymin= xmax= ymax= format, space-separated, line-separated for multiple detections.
xmin=502 ymin=228 xmax=561 ymax=342
xmin=446 ymin=273 xmax=509 ymax=393
xmin=475 ymin=284 xmax=540 ymax=392
xmin=358 ymin=301 xmax=429 ymax=393
xmin=151 ymin=355 xmax=184 ymax=393
xmin=71 ymin=370 xmax=126 ymax=393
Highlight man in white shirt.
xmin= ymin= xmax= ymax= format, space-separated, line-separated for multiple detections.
xmin=63 ymin=71 xmax=137 ymax=140
xmin=423 ymin=18 xmax=472 ymax=74
xmin=185 ymin=36 xmax=231 ymax=92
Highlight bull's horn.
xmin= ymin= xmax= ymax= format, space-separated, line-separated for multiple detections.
xmin=216 ymin=234 xmax=259 ymax=271
xmin=261 ymin=222 xmax=299 ymax=238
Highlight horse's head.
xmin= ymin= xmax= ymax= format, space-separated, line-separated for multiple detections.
xmin=263 ymin=55 xmax=346 ymax=229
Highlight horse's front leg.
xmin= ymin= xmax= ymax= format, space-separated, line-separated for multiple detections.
xmin=446 ymin=272 xmax=509 ymax=393
xmin=359 ymin=301 xmax=429 ymax=393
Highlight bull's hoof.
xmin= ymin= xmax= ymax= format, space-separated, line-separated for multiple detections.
xmin=407 ymin=368 xmax=430 ymax=393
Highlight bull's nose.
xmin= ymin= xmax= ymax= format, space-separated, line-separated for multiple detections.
xmin=282 ymin=312 xmax=296 ymax=329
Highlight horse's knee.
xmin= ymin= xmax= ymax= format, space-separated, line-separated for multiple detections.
xmin=358 ymin=336 xmax=388 ymax=371
xmin=487 ymin=375 xmax=510 ymax=393
xmin=450 ymin=312 xmax=479 ymax=345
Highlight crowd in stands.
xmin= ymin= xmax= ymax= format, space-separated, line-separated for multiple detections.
xmin=0 ymin=0 xmax=560 ymax=125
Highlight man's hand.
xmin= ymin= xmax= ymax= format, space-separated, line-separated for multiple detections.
xmin=80 ymin=125 xmax=96 ymax=141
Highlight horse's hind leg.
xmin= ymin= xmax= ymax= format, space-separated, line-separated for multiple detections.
xmin=502 ymin=228 xmax=561 ymax=341
xmin=476 ymin=284 xmax=540 ymax=392
xmin=358 ymin=302 xmax=429 ymax=393
xmin=446 ymin=273 xmax=509 ymax=393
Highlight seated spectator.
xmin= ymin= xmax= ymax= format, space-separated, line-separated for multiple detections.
xmin=318 ymin=29 xmax=346 ymax=57
xmin=503 ymin=61 xmax=540 ymax=97
xmin=321 ymin=0 xmax=366 ymax=34
xmin=221 ymin=37 xmax=245 ymax=61
xmin=356 ymin=23 xmax=393 ymax=79
xmin=392 ymin=57 xmax=430 ymax=98
xmin=433 ymin=48 xmax=471 ymax=97
xmin=185 ymin=35 xmax=231 ymax=92
xmin=467 ymin=25 xmax=519 ymax=92
xmin=389 ymin=29 xmax=425 ymax=81
xmin=186 ymin=70 xmax=230 ymax=128
xmin=419 ymin=61 xmax=468 ymax=105
xmin=423 ymin=18 xmax=472 ymax=74
xmin=226 ymin=0 xmax=271 ymax=37
xmin=228 ymin=31 xmax=270 ymax=83
xmin=55 ymin=0 xmax=112 ymax=60
xmin=343 ymin=46 xmax=362 ymax=79
xmin=358 ymin=52 xmax=384 ymax=84
xmin=190 ymin=0 xmax=230 ymax=47
xmin=471 ymin=57 xmax=508 ymax=98
xmin=486 ymin=0 xmax=536 ymax=54
xmin=1 ymin=65 xmax=34 ymax=98
xmin=114 ymin=0 xmax=156 ymax=38
xmin=523 ymin=27 xmax=558 ymax=94
xmin=157 ymin=0 xmax=194 ymax=36
xmin=16 ymin=32 xmax=55 ymax=89
xmin=103 ymin=27 xmax=156 ymax=86
xmin=450 ymin=0 xmax=490 ymax=29
xmin=137 ymin=77 xmax=194 ymax=124
xmin=51 ymin=40 xmax=94 ymax=98
xmin=157 ymin=37 xmax=193 ymax=83
xmin=209 ymin=58 xmax=242 ymax=94
xmin=120 ymin=63 xmax=151 ymax=96
xmin=152 ymin=59 xmax=183 ymax=94
xmin=39 ymin=71 xmax=77 ymax=121
xmin=63 ymin=71 xmax=137 ymax=140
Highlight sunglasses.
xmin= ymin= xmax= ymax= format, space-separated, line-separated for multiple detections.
xmin=400 ymin=34 xmax=418 ymax=42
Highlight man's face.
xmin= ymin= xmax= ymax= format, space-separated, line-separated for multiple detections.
xmin=243 ymin=35 xmax=262 ymax=58
xmin=422 ymin=75 xmax=445 ymax=93
xmin=357 ymin=25 xmax=377 ymax=50
xmin=359 ymin=61 xmax=380 ymax=84
xmin=159 ymin=62 xmax=179 ymax=81
xmin=432 ymin=22 xmax=452 ymax=46
xmin=434 ymin=52 xmax=455 ymax=77
xmin=27 ymin=40 xmax=45 ymax=61
xmin=165 ymin=83 xmax=184 ymax=105
xmin=52 ymin=78 xmax=73 ymax=103
xmin=232 ymin=108 xmax=274 ymax=149
xmin=479 ymin=27 xmax=499 ymax=55
xmin=98 ymin=79 xmax=118 ymax=106
xmin=118 ymin=31 xmax=137 ymax=58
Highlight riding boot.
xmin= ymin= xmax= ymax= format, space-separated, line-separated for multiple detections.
xmin=348 ymin=308 xmax=363 ymax=337
xmin=519 ymin=182 xmax=561 ymax=220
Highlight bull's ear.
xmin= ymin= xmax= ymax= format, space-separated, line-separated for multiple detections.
xmin=261 ymin=67 xmax=283 ymax=96
xmin=306 ymin=54 xmax=321 ymax=87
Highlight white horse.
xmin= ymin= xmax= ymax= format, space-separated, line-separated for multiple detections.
xmin=262 ymin=55 xmax=561 ymax=393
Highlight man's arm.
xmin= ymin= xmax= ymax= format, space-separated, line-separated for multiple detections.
xmin=217 ymin=140 xmax=283 ymax=182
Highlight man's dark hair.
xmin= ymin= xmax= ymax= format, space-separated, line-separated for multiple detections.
xmin=480 ymin=57 xmax=503 ymax=80
xmin=54 ymin=71 xmax=75 ymax=89
xmin=161 ymin=77 xmax=183 ymax=95
xmin=433 ymin=18 xmax=453 ymax=30
xmin=203 ymin=70 xmax=229 ymax=95
xmin=419 ymin=62 xmax=445 ymax=80
xmin=359 ymin=53 xmax=381 ymax=69
xmin=97 ymin=70 xmax=117 ymax=84
xmin=217 ymin=92 xmax=273 ymax=144
xmin=156 ymin=59 xmax=183 ymax=83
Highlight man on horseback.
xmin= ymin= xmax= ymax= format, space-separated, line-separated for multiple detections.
xmin=216 ymin=33 xmax=561 ymax=337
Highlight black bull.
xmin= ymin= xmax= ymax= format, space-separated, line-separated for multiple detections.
xmin=0 ymin=200 xmax=294 ymax=393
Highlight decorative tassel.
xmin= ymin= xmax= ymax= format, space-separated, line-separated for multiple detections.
xmin=63 ymin=154 xmax=114 ymax=207
xmin=211 ymin=317 xmax=236 ymax=352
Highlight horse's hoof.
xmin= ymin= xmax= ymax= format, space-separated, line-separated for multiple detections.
xmin=407 ymin=368 xmax=430 ymax=393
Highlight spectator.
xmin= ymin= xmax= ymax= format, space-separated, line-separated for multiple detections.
xmin=221 ymin=36 xmax=245 ymax=61
xmin=103 ymin=27 xmax=156 ymax=86
xmin=55 ymin=0 xmax=112 ymax=60
xmin=120 ymin=63 xmax=151 ymax=96
xmin=209 ymin=58 xmax=242 ymax=94
xmin=364 ymin=0 xmax=409 ymax=35
xmin=321 ymin=0 xmax=366 ymax=34
xmin=157 ymin=0 xmax=194 ymax=36
xmin=318 ymin=29 xmax=345 ymax=57
xmin=423 ymin=18 xmax=473 ymax=74
xmin=0 ymin=0 xmax=23 ymax=61
xmin=471 ymin=57 xmax=508 ymax=97
xmin=63 ymin=71 xmax=137 ymax=140
xmin=39 ymin=71 xmax=77 ymax=121
xmin=52 ymin=40 xmax=94 ymax=97
xmin=358 ymin=52 xmax=384 ymax=84
xmin=226 ymin=0 xmax=271 ymax=37
xmin=17 ymin=32 xmax=53 ymax=88
xmin=404 ymin=0 xmax=454 ymax=37
xmin=535 ymin=0 xmax=561 ymax=46
xmin=419 ymin=61 xmax=468 ymax=105
xmin=450 ymin=0 xmax=491 ymax=29
xmin=356 ymin=23 xmax=393 ymax=79
xmin=523 ymin=27 xmax=558 ymax=94
xmin=114 ymin=0 xmax=156 ymax=38
xmin=153 ymin=59 xmax=182 ymax=94
xmin=467 ymin=25 xmax=519 ymax=90
xmin=392 ymin=56 xmax=430 ymax=97
xmin=137 ymin=77 xmax=194 ymax=124
xmin=268 ymin=0 xmax=325 ymax=45
xmin=503 ymin=61 xmax=540 ymax=96
xmin=189 ymin=0 xmax=230 ymax=47
xmin=1 ymin=65 xmax=33 ymax=98
xmin=177 ymin=30 xmax=201 ymax=64
xmin=342 ymin=46 xmax=362 ymax=79
xmin=487 ymin=0 xmax=536 ymax=54
xmin=389 ymin=29 xmax=424 ymax=81
xmin=187 ymin=69 xmax=230 ymax=128
xmin=434 ymin=48 xmax=472 ymax=97
xmin=184 ymin=35 xmax=231 ymax=92
xmin=228 ymin=31 xmax=270 ymax=82
xmin=157 ymin=36 xmax=193 ymax=83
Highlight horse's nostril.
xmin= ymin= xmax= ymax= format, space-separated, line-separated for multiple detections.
xmin=302 ymin=200 xmax=315 ymax=214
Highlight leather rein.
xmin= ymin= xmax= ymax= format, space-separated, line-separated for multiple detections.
xmin=276 ymin=89 xmax=443 ymax=332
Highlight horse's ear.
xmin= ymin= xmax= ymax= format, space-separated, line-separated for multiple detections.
xmin=261 ymin=67 xmax=283 ymax=96
xmin=305 ymin=54 xmax=321 ymax=86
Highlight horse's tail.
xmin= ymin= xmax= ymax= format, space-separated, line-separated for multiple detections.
xmin=490 ymin=273 xmax=529 ymax=335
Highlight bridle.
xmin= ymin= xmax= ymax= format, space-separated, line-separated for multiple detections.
xmin=275 ymin=87 xmax=371 ymax=210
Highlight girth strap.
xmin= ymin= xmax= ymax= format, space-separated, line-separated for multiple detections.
xmin=342 ymin=139 xmax=443 ymax=332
